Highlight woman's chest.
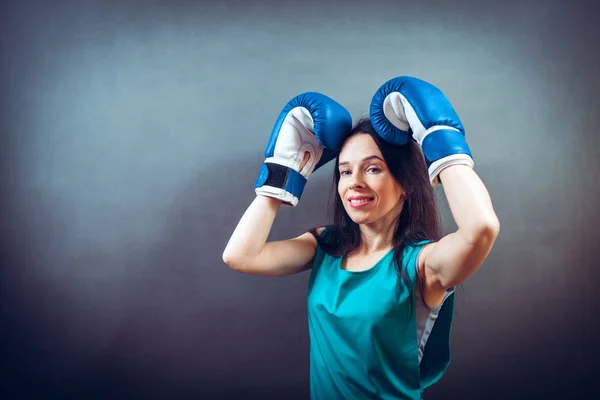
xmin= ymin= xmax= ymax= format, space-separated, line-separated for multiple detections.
xmin=342 ymin=250 xmax=391 ymax=272
xmin=307 ymin=257 xmax=412 ymax=323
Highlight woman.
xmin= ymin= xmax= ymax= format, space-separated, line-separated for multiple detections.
xmin=223 ymin=77 xmax=500 ymax=399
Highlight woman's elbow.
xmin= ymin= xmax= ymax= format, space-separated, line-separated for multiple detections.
xmin=462 ymin=216 xmax=500 ymax=246
xmin=475 ymin=217 xmax=500 ymax=245
xmin=222 ymin=250 xmax=246 ymax=272
xmin=484 ymin=214 xmax=500 ymax=237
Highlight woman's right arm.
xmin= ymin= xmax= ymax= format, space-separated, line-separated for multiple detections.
xmin=222 ymin=92 xmax=350 ymax=275
xmin=222 ymin=195 xmax=323 ymax=276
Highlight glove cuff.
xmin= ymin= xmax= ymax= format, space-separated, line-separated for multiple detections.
xmin=421 ymin=127 xmax=472 ymax=162
xmin=255 ymin=187 xmax=298 ymax=206
xmin=428 ymin=154 xmax=475 ymax=185
xmin=254 ymin=162 xmax=307 ymax=206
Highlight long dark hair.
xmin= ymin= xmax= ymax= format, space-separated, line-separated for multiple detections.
xmin=311 ymin=117 xmax=442 ymax=301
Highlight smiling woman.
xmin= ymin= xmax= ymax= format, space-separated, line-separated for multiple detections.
xmin=338 ymin=140 xmax=406 ymax=224
xmin=223 ymin=76 xmax=499 ymax=399
xmin=316 ymin=117 xmax=441 ymax=286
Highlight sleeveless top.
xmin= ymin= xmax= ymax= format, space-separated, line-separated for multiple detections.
xmin=307 ymin=229 xmax=455 ymax=399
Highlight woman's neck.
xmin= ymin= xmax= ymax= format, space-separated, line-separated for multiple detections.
xmin=356 ymin=223 xmax=395 ymax=254
xmin=356 ymin=199 xmax=404 ymax=254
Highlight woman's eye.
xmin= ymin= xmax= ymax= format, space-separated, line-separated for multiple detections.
xmin=340 ymin=170 xmax=350 ymax=176
xmin=367 ymin=167 xmax=381 ymax=174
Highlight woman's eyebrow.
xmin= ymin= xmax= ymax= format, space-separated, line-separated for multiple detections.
xmin=338 ymin=155 xmax=385 ymax=167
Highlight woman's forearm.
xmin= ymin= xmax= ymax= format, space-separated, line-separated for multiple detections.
xmin=439 ymin=165 xmax=500 ymax=244
xmin=222 ymin=195 xmax=282 ymax=266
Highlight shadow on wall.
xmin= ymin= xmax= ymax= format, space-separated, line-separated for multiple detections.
xmin=1 ymin=154 xmax=338 ymax=399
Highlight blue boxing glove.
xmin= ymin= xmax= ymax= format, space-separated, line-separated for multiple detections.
xmin=370 ymin=76 xmax=474 ymax=185
xmin=255 ymin=93 xmax=352 ymax=206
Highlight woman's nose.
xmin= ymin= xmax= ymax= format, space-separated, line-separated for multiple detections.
xmin=349 ymin=172 xmax=365 ymax=189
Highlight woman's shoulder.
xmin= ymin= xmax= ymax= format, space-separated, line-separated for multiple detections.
xmin=399 ymin=238 xmax=436 ymax=265
xmin=309 ymin=225 xmax=347 ymax=252
xmin=403 ymin=238 xmax=435 ymax=250
xmin=309 ymin=226 xmax=328 ymax=238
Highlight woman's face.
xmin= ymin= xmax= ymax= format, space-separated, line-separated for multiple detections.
xmin=337 ymin=133 xmax=405 ymax=226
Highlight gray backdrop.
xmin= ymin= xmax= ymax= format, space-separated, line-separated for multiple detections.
xmin=1 ymin=0 xmax=599 ymax=399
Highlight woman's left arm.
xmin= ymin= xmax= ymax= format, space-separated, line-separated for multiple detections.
xmin=424 ymin=164 xmax=500 ymax=289
xmin=367 ymin=75 xmax=499 ymax=292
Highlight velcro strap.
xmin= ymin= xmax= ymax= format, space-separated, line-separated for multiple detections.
xmin=255 ymin=163 xmax=307 ymax=200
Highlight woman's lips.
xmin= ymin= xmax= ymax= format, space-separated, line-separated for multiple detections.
xmin=348 ymin=196 xmax=374 ymax=209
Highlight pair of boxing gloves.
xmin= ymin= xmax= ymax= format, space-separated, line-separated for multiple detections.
xmin=255 ymin=76 xmax=475 ymax=206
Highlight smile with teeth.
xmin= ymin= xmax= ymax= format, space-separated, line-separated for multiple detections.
xmin=348 ymin=196 xmax=375 ymax=208
xmin=350 ymin=198 xmax=373 ymax=204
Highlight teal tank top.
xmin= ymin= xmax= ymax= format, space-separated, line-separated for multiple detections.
xmin=307 ymin=229 xmax=455 ymax=399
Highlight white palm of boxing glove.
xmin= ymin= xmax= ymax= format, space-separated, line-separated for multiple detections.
xmin=370 ymin=76 xmax=474 ymax=185
xmin=255 ymin=93 xmax=352 ymax=206
xmin=384 ymin=92 xmax=474 ymax=184
xmin=256 ymin=107 xmax=322 ymax=204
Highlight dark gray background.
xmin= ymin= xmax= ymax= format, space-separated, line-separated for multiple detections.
xmin=1 ymin=0 xmax=599 ymax=399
